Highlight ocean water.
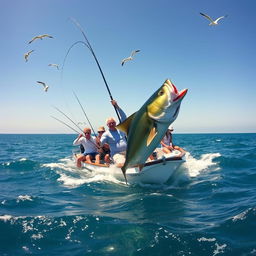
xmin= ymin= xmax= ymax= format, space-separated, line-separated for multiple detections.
xmin=0 ymin=133 xmax=256 ymax=256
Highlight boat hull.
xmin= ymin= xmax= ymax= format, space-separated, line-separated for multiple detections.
xmin=75 ymin=152 xmax=185 ymax=185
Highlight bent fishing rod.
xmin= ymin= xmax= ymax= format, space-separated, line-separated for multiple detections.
xmin=69 ymin=18 xmax=122 ymax=123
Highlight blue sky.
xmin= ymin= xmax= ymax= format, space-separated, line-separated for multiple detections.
xmin=1 ymin=0 xmax=256 ymax=133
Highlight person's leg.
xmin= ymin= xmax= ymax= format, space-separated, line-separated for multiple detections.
xmin=95 ymin=154 xmax=100 ymax=164
xmin=77 ymin=155 xmax=86 ymax=167
xmin=162 ymin=147 xmax=171 ymax=154
xmin=104 ymin=154 xmax=111 ymax=164
xmin=85 ymin=154 xmax=93 ymax=163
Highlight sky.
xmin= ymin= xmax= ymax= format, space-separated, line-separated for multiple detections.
xmin=1 ymin=0 xmax=256 ymax=134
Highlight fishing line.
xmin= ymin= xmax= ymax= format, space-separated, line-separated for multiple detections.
xmin=69 ymin=17 xmax=122 ymax=122
xmin=59 ymin=40 xmax=89 ymax=129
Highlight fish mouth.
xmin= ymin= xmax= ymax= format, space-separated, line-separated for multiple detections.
xmin=173 ymin=88 xmax=188 ymax=102
xmin=166 ymin=79 xmax=188 ymax=102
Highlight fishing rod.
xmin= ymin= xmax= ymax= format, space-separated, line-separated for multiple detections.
xmin=53 ymin=106 xmax=84 ymax=134
xmin=69 ymin=18 xmax=122 ymax=123
xmin=51 ymin=115 xmax=80 ymax=134
xmin=51 ymin=115 xmax=100 ymax=150
xmin=72 ymin=90 xmax=96 ymax=135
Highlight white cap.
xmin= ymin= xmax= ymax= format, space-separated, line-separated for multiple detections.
xmin=168 ymin=125 xmax=174 ymax=131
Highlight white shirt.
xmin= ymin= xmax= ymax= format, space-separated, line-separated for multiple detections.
xmin=73 ymin=136 xmax=98 ymax=154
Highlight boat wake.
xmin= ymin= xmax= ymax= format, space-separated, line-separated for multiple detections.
xmin=43 ymin=158 xmax=124 ymax=188
xmin=43 ymin=152 xmax=221 ymax=188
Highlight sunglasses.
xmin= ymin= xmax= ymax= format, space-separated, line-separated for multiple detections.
xmin=84 ymin=132 xmax=91 ymax=135
xmin=98 ymin=131 xmax=104 ymax=133
xmin=108 ymin=122 xmax=115 ymax=125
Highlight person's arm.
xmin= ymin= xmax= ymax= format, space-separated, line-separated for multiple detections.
xmin=100 ymin=132 xmax=107 ymax=145
xmin=111 ymin=100 xmax=127 ymax=122
xmin=73 ymin=134 xmax=83 ymax=145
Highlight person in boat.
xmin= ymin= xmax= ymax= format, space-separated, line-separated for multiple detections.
xmin=96 ymin=126 xmax=111 ymax=164
xmin=100 ymin=100 xmax=127 ymax=167
xmin=160 ymin=126 xmax=186 ymax=155
xmin=73 ymin=127 xmax=100 ymax=167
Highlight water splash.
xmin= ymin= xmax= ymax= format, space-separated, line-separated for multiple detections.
xmin=183 ymin=152 xmax=221 ymax=177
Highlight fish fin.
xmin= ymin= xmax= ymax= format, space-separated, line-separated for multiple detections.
xmin=116 ymin=112 xmax=136 ymax=135
xmin=147 ymin=126 xmax=158 ymax=146
xmin=121 ymin=166 xmax=128 ymax=184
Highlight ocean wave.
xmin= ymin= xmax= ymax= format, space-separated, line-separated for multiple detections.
xmin=218 ymin=156 xmax=253 ymax=169
xmin=0 ymin=195 xmax=36 ymax=209
xmin=1 ymin=158 xmax=38 ymax=171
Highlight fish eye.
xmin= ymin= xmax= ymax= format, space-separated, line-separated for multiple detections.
xmin=158 ymin=90 xmax=164 ymax=96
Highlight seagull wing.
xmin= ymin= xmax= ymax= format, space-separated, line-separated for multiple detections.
xmin=215 ymin=15 xmax=227 ymax=23
xmin=42 ymin=34 xmax=53 ymax=38
xmin=24 ymin=50 xmax=34 ymax=61
xmin=131 ymin=50 xmax=140 ymax=57
xmin=121 ymin=57 xmax=132 ymax=66
xmin=37 ymin=81 xmax=46 ymax=87
xmin=200 ymin=12 xmax=214 ymax=23
xmin=48 ymin=63 xmax=59 ymax=69
xmin=28 ymin=36 xmax=39 ymax=44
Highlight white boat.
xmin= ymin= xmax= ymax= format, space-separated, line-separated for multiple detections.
xmin=74 ymin=150 xmax=186 ymax=185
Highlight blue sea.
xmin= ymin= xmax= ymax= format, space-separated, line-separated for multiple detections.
xmin=0 ymin=133 xmax=256 ymax=256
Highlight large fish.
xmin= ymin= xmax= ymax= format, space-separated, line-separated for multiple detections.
xmin=116 ymin=79 xmax=188 ymax=182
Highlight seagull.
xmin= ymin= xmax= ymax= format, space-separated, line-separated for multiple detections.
xmin=77 ymin=122 xmax=86 ymax=126
xmin=28 ymin=34 xmax=53 ymax=44
xmin=121 ymin=50 xmax=140 ymax=66
xmin=48 ymin=63 xmax=59 ymax=70
xmin=36 ymin=81 xmax=49 ymax=92
xmin=24 ymin=50 xmax=34 ymax=62
xmin=200 ymin=12 xmax=227 ymax=26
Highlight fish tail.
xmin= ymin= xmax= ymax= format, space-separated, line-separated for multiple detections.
xmin=121 ymin=166 xmax=128 ymax=184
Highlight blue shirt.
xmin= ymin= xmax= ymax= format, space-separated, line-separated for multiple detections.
xmin=100 ymin=106 xmax=127 ymax=156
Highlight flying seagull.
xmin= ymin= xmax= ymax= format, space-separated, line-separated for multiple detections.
xmin=121 ymin=50 xmax=140 ymax=66
xmin=29 ymin=34 xmax=53 ymax=44
xmin=200 ymin=12 xmax=227 ymax=25
xmin=24 ymin=50 xmax=34 ymax=62
xmin=36 ymin=81 xmax=49 ymax=92
xmin=48 ymin=63 xmax=59 ymax=70
xmin=77 ymin=122 xmax=86 ymax=126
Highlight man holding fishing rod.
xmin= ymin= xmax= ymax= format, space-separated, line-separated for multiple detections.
xmin=73 ymin=127 xmax=100 ymax=167
xmin=100 ymin=100 xmax=127 ymax=167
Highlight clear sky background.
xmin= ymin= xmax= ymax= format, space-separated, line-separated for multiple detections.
xmin=1 ymin=0 xmax=256 ymax=134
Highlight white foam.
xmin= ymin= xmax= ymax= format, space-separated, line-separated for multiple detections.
xmin=0 ymin=215 xmax=13 ymax=222
xmin=213 ymin=243 xmax=227 ymax=256
xmin=184 ymin=152 xmax=221 ymax=177
xmin=17 ymin=195 xmax=33 ymax=202
xmin=198 ymin=237 xmax=216 ymax=242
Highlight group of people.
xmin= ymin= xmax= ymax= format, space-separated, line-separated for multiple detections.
xmin=73 ymin=100 xmax=185 ymax=168
xmin=73 ymin=100 xmax=127 ymax=168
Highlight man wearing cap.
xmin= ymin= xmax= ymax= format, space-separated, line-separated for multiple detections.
xmin=100 ymin=100 xmax=127 ymax=167
xmin=73 ymin=127 xmax=100 ymax=167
